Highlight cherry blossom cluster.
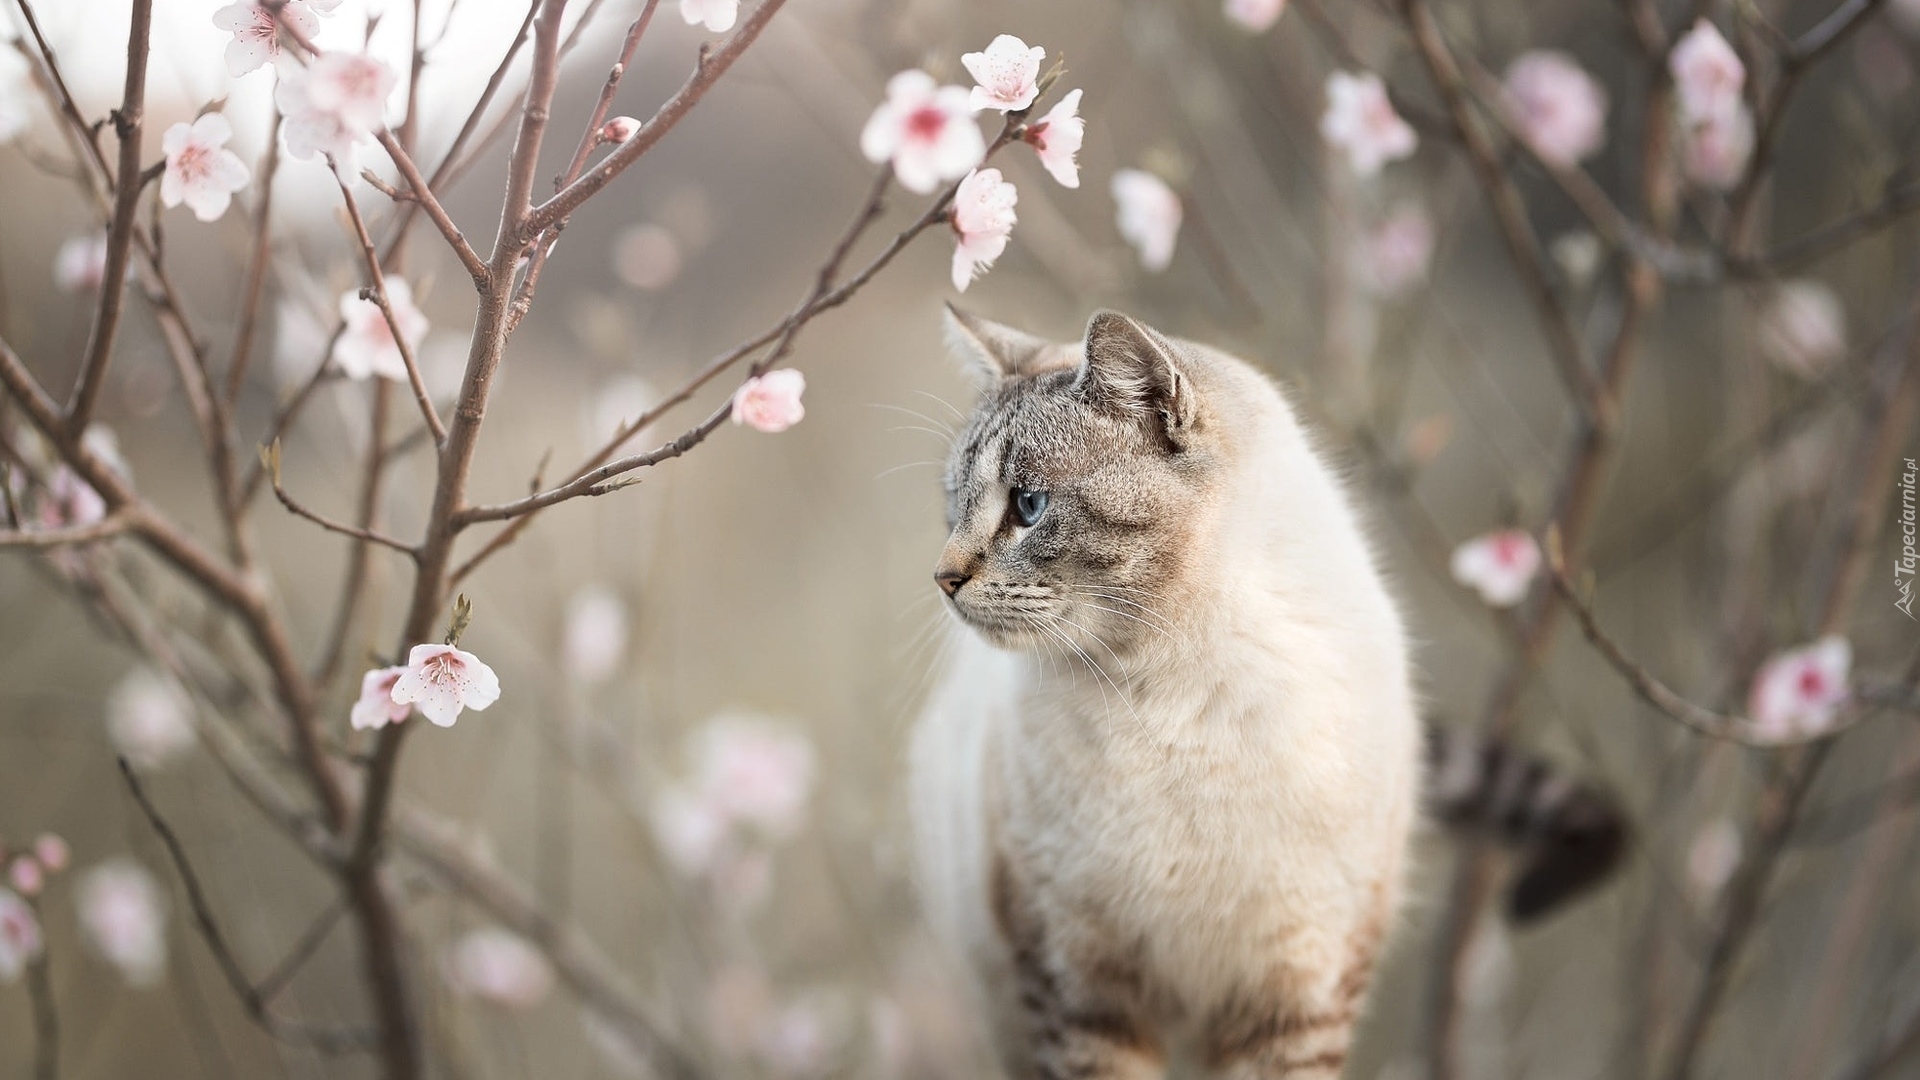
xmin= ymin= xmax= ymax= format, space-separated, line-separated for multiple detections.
xmin=1669 ymin=20 xmax=1754 ymax=191
xmin=650 ymin=714 xmax=816 ymax=910
xmin=211 ymin=1 xmax=397 ymax=176
xmin=353 ymin=643 xmax=501 ymax=731
xmin=1 ymin=849 xmax=170 ymax=990
xmin=859 ymin=35 xmax=1085 ymax=292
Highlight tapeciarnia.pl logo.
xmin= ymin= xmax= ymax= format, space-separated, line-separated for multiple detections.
xmin=1900 ymin=457 xmax=1917 ymax=619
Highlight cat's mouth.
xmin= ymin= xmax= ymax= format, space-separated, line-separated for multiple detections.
xmin=945 ymin=583 xmax=1084 ymax=652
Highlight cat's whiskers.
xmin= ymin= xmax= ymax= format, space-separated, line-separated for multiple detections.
xmin=1037 ymin=608 xmax=1149 ymax=739
xmin=907 ymin=387 xmax=967 ymax=424
xmin=869 ymin=402 xmax=957 ymax=442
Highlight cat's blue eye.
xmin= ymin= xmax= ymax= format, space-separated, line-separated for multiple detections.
xmin=1012 ymin=488 xmax=1049 ymax=527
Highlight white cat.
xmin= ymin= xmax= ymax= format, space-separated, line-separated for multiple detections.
xmin=912 ymin=308 xmax=1421 ymax=1079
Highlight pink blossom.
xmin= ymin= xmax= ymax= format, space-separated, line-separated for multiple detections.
xmin=445 ymin=927 xmax=553 ymax=1008
xmin=950 ymin=168 xmax=1019 ymax=292
xmin=860 ymin=71 xmax=985 ymax=195
xmin=38 ymin=466 xmax=106 ymax=530
xmin=691 ymin=715 xmax=816 ymax=838
xmin=0 ymin=889 xmax=42 ymax=982
xmin=1670 ymin=20 xmax=1745 ymax=122
xmin=1225 ymin=0 xmax=1286 ymax=32
xmin=680 ymin=0 xmax=738 ymax=33
xmin=564 ymin=585 xmax=629 ymax=685
xmin=731 ymin=369 xmax=807 ymax=433
xmin=1449 ymin=529 xmax=1541 ymax=608
xmin=1503 ymin=51 xmax=1608 ymax=168
xmin=1747 ymin=636 xmax=1851 ymax=743
xmin=1758 ymin=280 xmax=1846 ymax=379
xmin=333 ymin=278 xmax=428 ymax=381
xmin=962 ymin=35 xmax=1045 ymax=114
xmin=32 ymin=835 xmax=69 ymax=875
xmin=54 ymin=233 xmax=108 ymax=292
xmin=1026 ymin=88 xmax=1084 ymax=188
xmin=108 ymin=668 xmax=196 ymax=770
xmin=390 ymin=643 xmax=501 ymax=728
xmin=1320 ymin=71 xmax=1418 ymax=177
xmin=1681 ymin=103 xmax=1754 ymax=191
xmin=759 ymin=1000 xmax=832 ymax=1077
xmin=1356 ymin=203 xmax=1435 ymax=297
xmin=307 ymin=0 xmax=342 ymax=11
xmin=1111 ymin=168 xmax=1182 ymax=272
xmin=276 ymin=51 xmax=396 ymax=173
xmin=1686 ymin=818 xmax=1740 ymax=900
xmin=601 ymin=115 xmax=640 ymax=143
xmin=651 ymin=785 xmax=731 ymax=876
xmin=76 ymin=859 xmax=168 ymax=987
xmin=160 ymin=113 xmax=250 ymax=223
xmin=211 ymin=1 xmax=319 ymax=78
xmin=8 ymin=859 xmax=43 ymax=898
xmin=613 ymin=223 xmax=683 ymax=291
xmin=350 ymin=666 xmax=411 ymax=731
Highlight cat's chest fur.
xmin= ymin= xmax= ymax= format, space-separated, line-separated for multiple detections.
xmin=993 ymin=628 xmax=1411 ymax=1016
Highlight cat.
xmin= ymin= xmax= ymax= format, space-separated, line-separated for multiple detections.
xmin=910 ymin=308 xmax=1624 ymax=1079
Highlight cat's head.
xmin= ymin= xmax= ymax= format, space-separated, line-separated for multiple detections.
xmin=933 ymin=307 xmax=1232 ymax=656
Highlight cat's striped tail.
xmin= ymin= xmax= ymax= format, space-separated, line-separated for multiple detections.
xmin=1423 ymin=724 xmax=1629 ymax=923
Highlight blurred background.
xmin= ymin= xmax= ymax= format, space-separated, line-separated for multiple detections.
xmin=2 ymin=0 xmax=1919 ymax=1077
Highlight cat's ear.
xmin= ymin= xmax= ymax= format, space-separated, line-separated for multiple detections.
xmin=1079 ymin=310 xmax=1197 ymax=448
xmin=944 ymin=305 xmax=1053 ymax=384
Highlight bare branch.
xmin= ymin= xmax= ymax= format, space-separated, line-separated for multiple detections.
xmin=524 ymin=0 xmax=791 ymax=235
xmin=0 ymin=510 xmax=137 ymax=548
xmin=62 ymin=0 xmax=153 ymax=434
xmin=374 ymin=130 xmax=490 ymax=284
xmin=119 ymin=759 xmax=378 ymax=1054
xmin=223 ymin=111 xmax=284 ymax=407
xmin=262 ymin=443 xmax=417 ymax=558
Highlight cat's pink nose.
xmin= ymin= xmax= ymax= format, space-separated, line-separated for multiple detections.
xmin=935 ymin=569 xmax=971 ymax=597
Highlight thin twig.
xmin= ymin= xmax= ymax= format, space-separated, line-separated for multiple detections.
xmin=63 ymin=0 xmax=153 ymax=434
xmin=0 ymin=509 xmax=136 ymax=548
xmin=331 ymin=174 xmax=447 ymax=445
xmin=264 ymin=444 xmax=416 ymax=558
xmin=118 ymin=759 xmax=378 ymax=1054
xmin=223 ymin=111 xmax=284 ymax=407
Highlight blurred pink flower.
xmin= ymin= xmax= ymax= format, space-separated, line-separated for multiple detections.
xmin=1449 ymin=529 xmax=1541 ymax=608
xmin=76 ymin=858 xmax=168 ymax=987
xmin=613 ymin=223 xmax=683 ymax=290
xmin=1681 ymin=103 xmax=1753 ymax=191
xmin=54 ymin=233 xmax=108 ymax=292
xmin=759 ymin=1000 xmax=832 ymax=1077
xmin=107 ymin=668 xmax=196 ymax=769
xmin=390 ymin=643 xmax=501 ymax=728
xmin=161 ymin=114 xmax=250 ymax=223
xmin=1686 ymin=818 xmax=1740 ymax=899
xmin=1758 ymin=280 xmax=1846 ymax=379
xmin=0 ymin=889 xmax=42 ymax=982
xmin=1027 ymin=88 xmax=1084 ymax=188
xmin=692 ymin=715 xmax=816 ymax=838
xmin=1356 ymin=203 xmax=1434 ymax=297
xmin=277 ymin=51 xmax=396 ymax=173
xmin=950 ymin=168 xmax=1019 ymax=292
xmin=350 ymin=665 xmax=411 ymax=731
xmin=8 ymin=859 xmax=43 ymax=898
xmin=307 ymin=0 xmax=342 ymax=11
xmin=1111 ymin=168 xmax=1182 ymax=272
xmin=445 ymin=927 xmax=553 ymax=1008
xmin=860 ymin=71 xmax=984 ymax=194
xmin=38 ymin=466 xmax=106 ymax=530
xmin=601 ymin=115 xmax=640 ymax=143
xmin=962 ymin=34 xmax=1045 ymax=113
xmin=1670 ymin=20 xmax=1745 ymax=122
xmin=1747 ymin=636 xmax=1851 ymax=743
xmin=680 ymin=0 xmax=738 ymax=33
xmin=1225 ymin=0 xmax=1286 ymax=32
xmin=32 ymin=835 xmax=70 ymax=875
xmin=705 ymin=964 xmax=773 ymax=1056
xmin=651 ymin=784 xmax=731 ymax=876
xmin=334 ymin=278 xmax=428 ymax=381
xmin=564 ymin=585 xmax=629 ymax=685
xmin=1320 ymin=71 xmax=1417 ymax=177
xmin=1503 ymin=51 xmax=1607 ymax=168
xmin=211 ymin=1 xmax=319 ymax=78
xmin=732 ymin=369 xmax=807 ymax=433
